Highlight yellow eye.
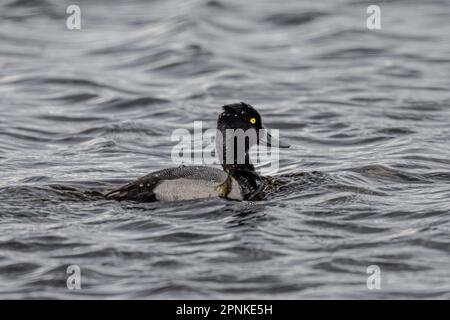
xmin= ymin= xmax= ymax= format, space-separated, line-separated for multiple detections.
xmin=250 ymin=117 xmax=256 ymax=124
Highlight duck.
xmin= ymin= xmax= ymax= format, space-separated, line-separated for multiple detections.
xmin=105 ymin=102 xmax=290 ymax=202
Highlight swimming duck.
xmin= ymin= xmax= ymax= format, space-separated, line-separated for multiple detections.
xmin=105 ymin=102 xmax=289 ymax=202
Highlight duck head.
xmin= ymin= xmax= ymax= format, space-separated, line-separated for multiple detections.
xmin=216 ymin=102 xmax=290 ymax=173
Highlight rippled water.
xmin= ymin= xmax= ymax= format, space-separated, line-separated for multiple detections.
xmin=1 ymin=0 xmax=450 ymax=299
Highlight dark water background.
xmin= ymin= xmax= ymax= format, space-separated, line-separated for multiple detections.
xmin=1 ymin=0 xmax=449 ymax=299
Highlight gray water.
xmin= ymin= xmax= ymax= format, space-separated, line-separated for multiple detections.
xmin=1 ymin=0 xmax=450 ymax=299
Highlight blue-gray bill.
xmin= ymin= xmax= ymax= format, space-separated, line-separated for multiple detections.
xmin=259 ymin=128 xmax=290 ymax=148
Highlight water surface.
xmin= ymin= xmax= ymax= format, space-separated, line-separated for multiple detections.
xmin=0 ymin=0 xmax=449 ymax=299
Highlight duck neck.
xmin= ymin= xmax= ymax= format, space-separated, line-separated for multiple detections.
xmin=217 ymin=133 xmax=256 ymax=174
xmin=216 ymin=130 xmax=263 ymax=199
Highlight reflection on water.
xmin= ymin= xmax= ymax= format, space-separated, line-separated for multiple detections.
xmin=0 ymin=0 xmax=449 ymax=299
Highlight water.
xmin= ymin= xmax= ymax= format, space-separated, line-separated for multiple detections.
xmin=1 ymin=0 xmax=449 ymax=299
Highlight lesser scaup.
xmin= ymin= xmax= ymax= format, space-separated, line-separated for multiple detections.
xmin=105 ymin=102 xmax=289 ymax=202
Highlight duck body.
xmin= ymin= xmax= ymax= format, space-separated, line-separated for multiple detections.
xmin=106 ymin=165 xmax=247 ymax=202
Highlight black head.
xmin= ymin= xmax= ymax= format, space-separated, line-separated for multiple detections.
xmin=217 ymin=102 xmax=263 ymax=133
xmin=216 ymin=102 xmax=289 ymax=173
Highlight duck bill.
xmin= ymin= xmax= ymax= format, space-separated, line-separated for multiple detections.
xmin=259 ymin=128 xmax=290 ymax=148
